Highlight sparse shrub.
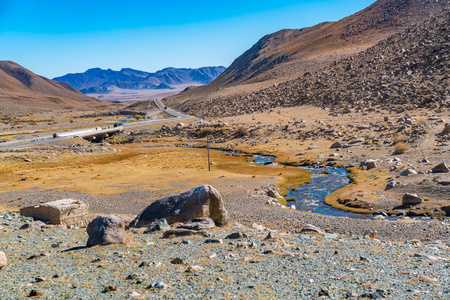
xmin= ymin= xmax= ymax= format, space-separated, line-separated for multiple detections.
xmin=236 ymin=126 xmax=250 ymax=137
xmin=196 ymin=127 xmax=214 ymax=138
xmin=393 ymin=134 xmax=407 ymax=144
xmin=416 ymin=117 xmax=428 ymax=126
xmin=394 ymin=142 xmax=409 ymax=154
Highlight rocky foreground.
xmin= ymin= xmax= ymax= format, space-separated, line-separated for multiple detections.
xmin=1 ymin=207 xmax=450 ymax=299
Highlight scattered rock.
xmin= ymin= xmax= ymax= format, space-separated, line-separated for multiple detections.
xmin=103 ymin=285 xmax=117 ymax=293
xmin=177 ymin=217 xmax=216 ymax=231
xmin=366 ymin=161 xmax=377 ymax=170
xmin=19 ymin=221 xmax=46 ymax=230
xmin=401 ymin=169 xmax=417 ymax=176
xmin=130 ymin=185 xmax=229 ymax=227
xmin=330 ymin=141 xmax=348 ymax=149
xmin=162 ymin=229 xmax=207 ymax=238
xmin=402 ymin=193 xmax=423 ymax=206
xmin=28 ymin=289 xmax=43 ymax=297
xmin=301 ymin=224 xmax=325 ymax=234
xmin=225 ymin=232 xmax=248 ymax=239
xmin=267 ymin=188 xmax=282 ymax=199
xmin=86 ymin=215 xmax=133 ymax=247
xmin=144 ymin=219 xmax=170 ymax=233
xmin=148 ymin=282 xmax=167 ymax=289
xmin=20 ymin=199 xmax=89 ymax=226
xmin=0 ymin=251 xmax=6 ymax=269
xmin=185 ymin=265 xmax=204 ymax=273
xmin=431 ymin=162 xmax=449 ymax=173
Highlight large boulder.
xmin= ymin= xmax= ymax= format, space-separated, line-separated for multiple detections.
xmin=86 ymin=215 xmax=133 ymax=247
xmin=129 ymin=185 xmax=229 ymax=228
xmin=20 ymin=199 xmax=88 ymax=226
xmin=0 ymin=251 xmax=6 ymax=269
xmin=432 ymin=163 xmax=449 ymax=173
xmin=402 ymin=193 xmax=423 ymax=206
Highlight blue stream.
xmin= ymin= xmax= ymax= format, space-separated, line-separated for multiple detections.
xmin=252 ymin=154 xmax=370 ymax=219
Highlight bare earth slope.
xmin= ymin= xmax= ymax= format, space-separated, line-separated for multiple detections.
xmin=180 ymin=7 xmax=449 ymax=117
xmin=0 ymin=61 xmax=109 ymax=109
xmin=167 ymin=0 xmax=449 ymax=108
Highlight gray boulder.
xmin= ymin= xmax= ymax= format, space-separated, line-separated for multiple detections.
xmin=401 ymin=169 xmax=417 ymax=176
xmin=431 ymin=163 xmax=449 ymax=173
xmin=402 ymin=193 xmax=423 ymax=206
xmin=86 ymin=215 xmax=133 ymax=247
xmin=129 ymin=185 xmax=229 ymax=228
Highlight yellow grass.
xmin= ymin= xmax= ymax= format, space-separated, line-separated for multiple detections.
xmin=0 ymin=144 xmax=311 ymax=208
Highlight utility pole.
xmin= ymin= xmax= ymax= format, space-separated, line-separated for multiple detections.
xmin=207 ymin=134 xmax=211 ymax=171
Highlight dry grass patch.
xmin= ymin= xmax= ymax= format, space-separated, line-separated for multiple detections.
xmin=394 ymin=142 xmax=409 ymax=154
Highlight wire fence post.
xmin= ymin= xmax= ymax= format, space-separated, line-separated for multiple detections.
xmin=207 ymin=134 xmax=211 ymax=171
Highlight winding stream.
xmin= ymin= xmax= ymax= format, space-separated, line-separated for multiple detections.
xmin=252 ymin=154 xmax=370 ymax=219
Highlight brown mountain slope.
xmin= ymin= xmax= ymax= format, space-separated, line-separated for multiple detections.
xmin=0 ymin=61 xmax=109 ymax=109
xmin=167 ymin=0 xmax=449 ymax=108
xmin=180 ymin=8 xmax=450 ymax=118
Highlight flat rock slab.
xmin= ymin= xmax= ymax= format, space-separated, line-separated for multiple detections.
xmin=20 ymin=199 xmax=88 ymax=226
xmin=177 ymin=217 xmax=215 ymax=231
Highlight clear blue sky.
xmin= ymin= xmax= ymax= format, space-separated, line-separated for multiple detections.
xmin=0 ymin=0 xmax=376 ymax=78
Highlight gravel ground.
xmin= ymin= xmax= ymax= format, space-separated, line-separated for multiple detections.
xmin=0 ymin=213 xmax=449 ymax=299
xmin=1 ymin=178 xmax=449 ymax=243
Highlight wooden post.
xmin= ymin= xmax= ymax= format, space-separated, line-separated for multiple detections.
xmin=207 ymin=134 xmax=211 ymax=171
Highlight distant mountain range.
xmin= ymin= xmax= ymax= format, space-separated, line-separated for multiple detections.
xmin=53 ymin=66 xmax=226 ymax=94
xmin=0 ymin=61 xmax=109 ymax=109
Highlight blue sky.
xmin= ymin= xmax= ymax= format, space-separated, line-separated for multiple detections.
xmin=0 ymin=0 xmax=376 ymax=78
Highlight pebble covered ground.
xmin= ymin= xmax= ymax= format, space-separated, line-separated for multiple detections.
xmin=1 ymin=213 xmax=449 ymax=299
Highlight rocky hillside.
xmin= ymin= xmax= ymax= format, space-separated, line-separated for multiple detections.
xmin=167 ymin=0 xmax=449 ymax=107
xmin=0 ymin=61 xmax=109 ymax=109
xmin=180 ymin=8 xmax=449 ymax=117
xmin=54 ymin=66 xmax=226 ymax=94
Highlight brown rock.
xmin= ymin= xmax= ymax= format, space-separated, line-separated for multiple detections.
xmin=86 ymin=215 xmax=133 ymax=247
xmin=402 ymin=193 xmax=423 ymax=206
xmin=20 ymin=199 xmax=89 ymax=226
xmin=162 ymin=229 xmax=207 ymax=238
xmin=176 ymin=217 xmax=215 ymax=231
xmin=130 ymin=185 xmax=229 ymax=228
xmin=431 ymin=163 xmax=449 ymax=173
xmin=441 ymin=206 xmax=450 ymax=216
xmin=0 ymin=251 xmax=6 ymax=269
xmin=366 ymin=161 xmax=377 ymax=170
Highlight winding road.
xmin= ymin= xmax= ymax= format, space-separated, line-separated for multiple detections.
xmin=0 ymin=100 xmax=191 ymax=150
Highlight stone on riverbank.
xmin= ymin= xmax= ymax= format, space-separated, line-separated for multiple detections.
xmin=86 ymin=215 xmax=133 ymax=247
xmin=20 ymin=199 xmax=88 ymax=226
xmin=402 ymin=193 xmax=423 ymax=206
xmin=130 ymin=185 xmax=229 ymax=227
